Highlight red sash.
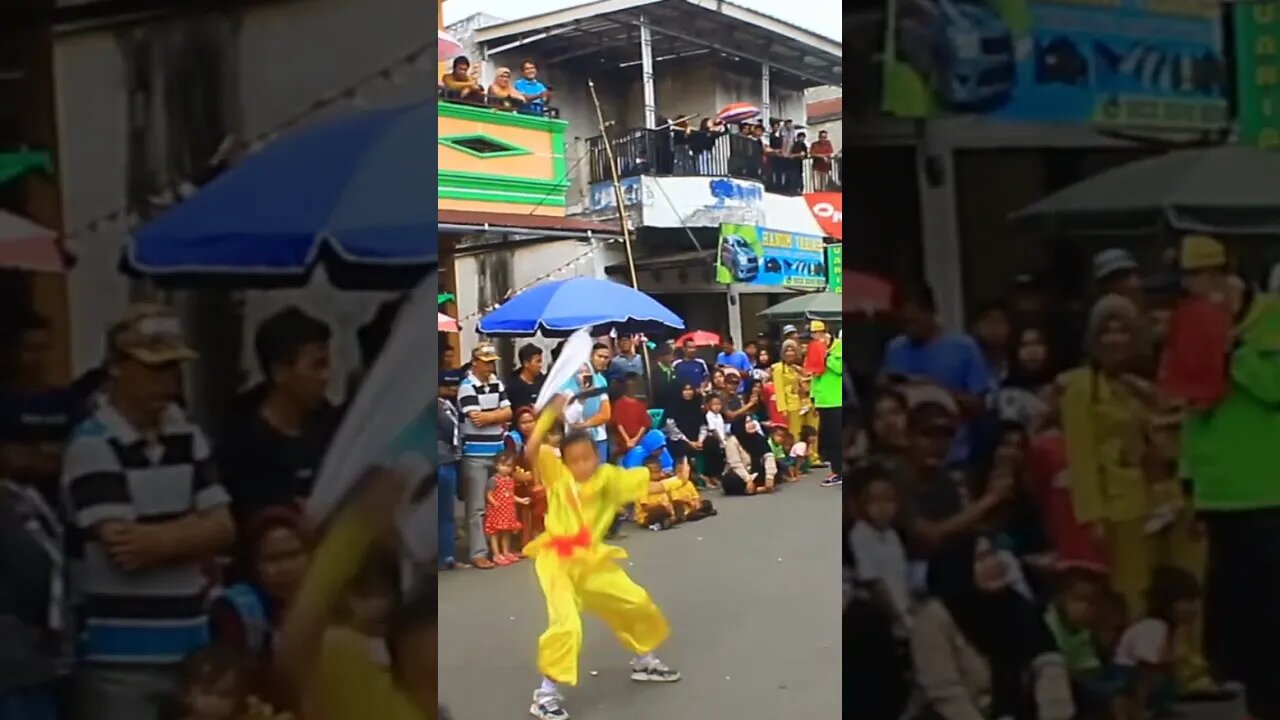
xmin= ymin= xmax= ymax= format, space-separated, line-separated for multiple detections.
xmin=547 ymin=526 xmax=592 ymax=557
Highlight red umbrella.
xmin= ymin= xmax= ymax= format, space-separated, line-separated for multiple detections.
xmin=438 ymin=30 xmax=464 ymax=62
xmin=716 ymin=102 xmax=761 ymax=124
xmin=0 ymin=210 xmax=66 ymax=273
xmin=844 ymin=271 xmax=895 ymax=315
xmin=438 ymin=312 xmax=459 ymax=332
xmin=675 ymin=330 xmax=721 ymax=347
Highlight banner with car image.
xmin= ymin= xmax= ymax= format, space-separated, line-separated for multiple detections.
xmin=881 ymin=0 xmax=1228 ymax=130
xmin=715 ymin=223 xmax=826 ymax=290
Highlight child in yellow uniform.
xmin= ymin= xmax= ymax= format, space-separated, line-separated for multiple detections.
xmin=524 ymin=395 xmax=682 ymax=720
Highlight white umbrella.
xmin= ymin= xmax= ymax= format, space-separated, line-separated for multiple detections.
xmin=307 ymin=271 xmax=435 ymax=558
xmin=439 ymin=29 xmax=464 ymax=62
xmin=0 ymin=210 xmax=65 ymax=273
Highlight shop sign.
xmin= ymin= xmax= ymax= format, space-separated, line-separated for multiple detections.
xmin=882 ymin=0 xmax=1228 ymax=131
xmin=715 ymin=223 xmax=826 ymax=289
xmin=1235 ymin=2 xmax=1280 ymax=149
xmin=804 ymin=192 xmax=843 ymax=240
xmin=826 ymin=245 xmax=843 ymax=293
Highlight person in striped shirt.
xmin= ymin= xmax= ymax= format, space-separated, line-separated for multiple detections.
xmin=61 ymin=305 xmax=234 ymax=720
xmin=457 ymin=343 xmax=512 ymax=569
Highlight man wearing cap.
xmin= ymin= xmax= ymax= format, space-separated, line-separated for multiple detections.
xmin=1093 ymin=248 xmax=1144 ymax=307
xmin=457 ymin=343 xmax=513 ymax=569
xmin=62 ymin=305 xmax=234 ymax=720
xmin=896 ymin=399 xmax=1013 ymax=560
xmin=781 ymin=324 xmax=800 ymax=343
xmin=1180 ymin=258 xmax=1280 ymax=718
xmin=812 ymin=331 xmax=843 ymax=486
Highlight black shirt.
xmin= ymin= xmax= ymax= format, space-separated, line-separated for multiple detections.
xmin=506 ymin=372 xmax=545 ymax=412
xmin=218 ymin=399 xmax=339 ymax=519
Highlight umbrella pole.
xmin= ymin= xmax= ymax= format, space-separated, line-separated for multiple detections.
xmin=588 ymin=78 xmax=655 ymax=397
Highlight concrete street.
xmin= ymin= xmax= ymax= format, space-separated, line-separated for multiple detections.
xmin=438 ymin=471 xmax=842 ymax=719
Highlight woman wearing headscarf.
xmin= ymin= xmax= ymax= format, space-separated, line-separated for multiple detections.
xmin=771 ymin=340 xmax=806 ymax=445
xmin=909 ymin=534 xmax=1074 ymax=720
xmin=1058 ymin=295 xmax=1204 ymax=614
xmin=721 ymin=414 xmax=776 ymax=495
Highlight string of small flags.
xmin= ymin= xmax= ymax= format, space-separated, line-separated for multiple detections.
xmin=458 ymin=237 xmax=624 ymax=323
xmin=61 ymin=40 xmax=436 ymax=242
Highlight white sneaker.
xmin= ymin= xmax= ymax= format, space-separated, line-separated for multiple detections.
xmin=530 ymin=689 xmax=569 ymax=719
xmin=630 ymin=656 xmax=682 ymax=682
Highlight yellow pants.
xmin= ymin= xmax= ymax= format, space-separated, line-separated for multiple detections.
xmin=1106 ymin=510 xmax=1206 ymax=666
xmin=535 ymin=550 xmax=670 ymax=685
xmin=787 ymin=412 xmax=821 ymax=463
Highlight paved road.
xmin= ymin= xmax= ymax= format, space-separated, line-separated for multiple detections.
xmin=439 ymin=472 xmax=842 ymax=719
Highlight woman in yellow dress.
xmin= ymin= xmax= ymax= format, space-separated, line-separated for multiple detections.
xmin=523 ymin=394 xmax=682 ymax=720
xmin=1058 ymin=294 xmax=1207 ymax=686
xmin=772 ymin=340 xmax=806 ymax=441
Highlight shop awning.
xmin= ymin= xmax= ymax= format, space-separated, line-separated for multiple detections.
xmin=439 ymin=209 xmax=621 ymax=238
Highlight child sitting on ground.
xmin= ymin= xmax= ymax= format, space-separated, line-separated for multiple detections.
xmin=635 ymin=456 xmax=678 ymax=531
xmin=1044 ymin=569 xmax=1116 ymax=720
xmin=769 ymin=426 xmax=798 ymax=482
xmin=845 ymin=462 xmax=910 ymax=635
xmin=485 ymin=451 xmax=528 ymax=565
xmin=1112 ymin=567 xmax=1201 ymax=720
xmin=172 ymin=644 xmax=293 ymax=720
xmin=791 ymin=427 xmax=816 ymax=474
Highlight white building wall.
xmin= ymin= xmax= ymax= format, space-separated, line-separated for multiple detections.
xmin=453 ymin=239 xmax=626 ymax=357
xmin=54 ymin=0 xmax=432 ymax=391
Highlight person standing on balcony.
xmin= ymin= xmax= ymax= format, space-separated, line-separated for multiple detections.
xmin=766 ymin=119 xmax=785 ymax=190
xmin=487 ymin=67 xmax=526 ymax=111
xmin=810 ymin=129 xmax=835 ymax=191
xmin=689 ymin=118 xmax=725 ymax=175
xmin=786 ymin=131 xmax=809 ymax=195
xmin=441 ymin=56 xmax=483 ymax=102
xmin=514 ymin=60 xmax=551 ymax=116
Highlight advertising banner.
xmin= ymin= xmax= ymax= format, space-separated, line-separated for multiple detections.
xmin=804 ymin=192 xmax=844 ymax=240
xmin=882 ymin=0 xmax=1228 ymax=130
xmin=1235 ymin=2 xmax=1280 ymax=149
xmin=715 ymin=224 xmax=826 ymax=289
xmin=826 ymin=245 xmax=843 ymax=294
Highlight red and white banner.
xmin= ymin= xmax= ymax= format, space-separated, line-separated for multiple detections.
xmin=803 ymin=192 xmax=842 ymax=241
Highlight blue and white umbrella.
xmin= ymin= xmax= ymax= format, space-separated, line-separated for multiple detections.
xmin=478 ymin=277 xmax=685 ymax=337
xmin=127 ymin=101 xmax=437 ymax=289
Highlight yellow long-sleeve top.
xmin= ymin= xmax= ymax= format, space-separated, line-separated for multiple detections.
xmin=772 ymin=362 xmax=805 ymax=414
xmin=523 ymin=446 xmax=651 ymax=563
xmin=1059 ymin=368 xmax=1149 ymax=524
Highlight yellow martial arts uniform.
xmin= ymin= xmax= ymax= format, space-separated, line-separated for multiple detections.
xmin=524 ymin=446 xmax=671 ymax=686
xmin=635 ymin=477 xmax=685 ymax=525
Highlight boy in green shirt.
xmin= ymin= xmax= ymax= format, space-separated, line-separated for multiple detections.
xmin=1044 ymin=570 xmax=1117 ymax=719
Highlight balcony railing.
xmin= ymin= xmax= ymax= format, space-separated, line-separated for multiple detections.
xmin=586 ymin=127 xmax=841 ymax=196
xmin=437 ymin=87 xmax=560 ymax=118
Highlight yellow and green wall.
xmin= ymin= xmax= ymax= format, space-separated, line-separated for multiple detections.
xmin=437 ymin=100 xmax=569 ymax=216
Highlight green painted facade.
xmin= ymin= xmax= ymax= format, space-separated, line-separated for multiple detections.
xmin=437 ymin=100 xmax=569 ymax=209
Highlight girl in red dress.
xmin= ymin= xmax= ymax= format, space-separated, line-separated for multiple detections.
xmin=485 ymin=451 xmax=528 ymax=566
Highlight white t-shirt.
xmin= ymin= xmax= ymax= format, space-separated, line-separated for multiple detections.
xmin=705 ymin=411 xmax=727 ymax=441
xmin=1114 ymin=618 xmax=1171 ymax=667
xmin=789 ymin=441 xmax=808 ymax=458
xmin=848 ymin=521 xmax=911 ymax=622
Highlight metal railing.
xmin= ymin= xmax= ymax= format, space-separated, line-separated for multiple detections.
xmin=586 ymin=128 xmax=764 ymax=184
xmin=586 ymin=127 xmax=841 ymax=196
xmin=437 ymin=88 xmax=560 ymax=118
